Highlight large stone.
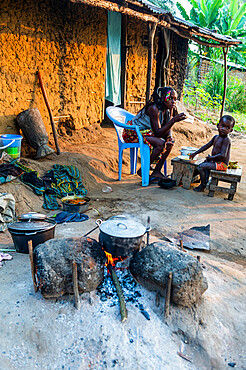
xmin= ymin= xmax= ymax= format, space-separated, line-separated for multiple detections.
xmin=129 ymin=241 xmax=208 ymax=307
xmin=34 ymin=237 xmax=106 ymax=298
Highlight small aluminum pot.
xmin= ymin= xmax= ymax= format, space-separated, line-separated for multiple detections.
xmin=97 ymin=216 xmax=150 ymax=258
xmin=61 ymin=195 xmax=90 ymax=213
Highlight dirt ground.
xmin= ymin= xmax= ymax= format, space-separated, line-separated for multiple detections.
xmin=0 ymin=115 xmax=245 ymax=369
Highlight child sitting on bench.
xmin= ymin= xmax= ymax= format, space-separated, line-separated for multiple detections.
xmin=189 ymin=115 xmax=235 ymax=192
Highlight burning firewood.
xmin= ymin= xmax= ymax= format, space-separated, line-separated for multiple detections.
xmin=108 ymin=264 xmax=127 ymax=322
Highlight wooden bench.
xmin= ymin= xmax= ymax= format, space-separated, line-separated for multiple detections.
xmin=207 ymin=167 xmax=242 ymax=200
xmin=171 ymin=157 xmax=203 ymax=189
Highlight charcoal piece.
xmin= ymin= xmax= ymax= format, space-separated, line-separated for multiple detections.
xmin=34 ymin=237 xmax=106 ymax=298
xmin=17 ymin=108 xmax=55 ymax=159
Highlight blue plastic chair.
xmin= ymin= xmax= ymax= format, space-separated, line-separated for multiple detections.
xmin=106 ymin=106 xmax=167 ymax=187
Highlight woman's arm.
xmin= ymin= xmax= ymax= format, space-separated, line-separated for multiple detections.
xmin=147 ymin=105 xmax=186 ymax=138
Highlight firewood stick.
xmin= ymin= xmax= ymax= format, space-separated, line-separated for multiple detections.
xmin=180 ymin=239 xmax=184 ymax=251
xmin=108 ymin=264 xmax=127 ymax=322
xmin=28 ymin=240 xmax=38 ymax=292
xmin=155 ymin=292 xmax=160 ymax=307
xmin=72 ymin=261 xmax=80 ymax=309
xmin=164 ymin=272 xmax=172 ymax=320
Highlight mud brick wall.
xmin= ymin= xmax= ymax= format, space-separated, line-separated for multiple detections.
xmin=0 ymin=0 xmax=107 ymax=132
xmin=126 ymin=18 xmax=157 ymax=114
xmin=168 ymin=32 xmax=189 ymax=100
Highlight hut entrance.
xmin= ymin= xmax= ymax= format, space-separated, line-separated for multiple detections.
xmin=104 ymin=11 xmax=122 ymax=126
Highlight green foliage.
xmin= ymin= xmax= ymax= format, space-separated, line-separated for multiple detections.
xmin=177 ymin=0 xmax=246 ymax=65
xmin=226 ymin=75 xmax=246 ymax=112
xmin=183 ymin=70 xmax=246 ymax=131
xmin=148 ymin=0 xmax=176 ymax=12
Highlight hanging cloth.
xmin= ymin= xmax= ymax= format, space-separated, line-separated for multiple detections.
xmin=105 ymin=11 xmax=121 ymax=106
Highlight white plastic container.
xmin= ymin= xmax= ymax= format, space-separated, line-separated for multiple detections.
xmin=180 ymin=147 xmax=199 ymax=160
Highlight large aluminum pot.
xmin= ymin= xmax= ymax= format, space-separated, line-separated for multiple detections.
xmin=97 ymin=216 xmax=150 ymax=258
xmin=8 ymin=220 xmax=56 ymax=254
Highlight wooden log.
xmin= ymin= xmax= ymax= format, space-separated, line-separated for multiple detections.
xmin=108 ymin=264 xmax=127 ymax=322
xmin=164 ymin=272 xmax=172 ymax=320
xmin=72 ymin=261 xmax=80 ymax=309
xmin=28 ymin=240 xmax=38 ymax=293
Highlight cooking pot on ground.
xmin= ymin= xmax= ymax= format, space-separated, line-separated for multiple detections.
xmin=97 ymin=216 xmax=150 ymax=258
xmin=8 ymin=220 xmax=56 ymax=254
xmin=61 ymin=195 xmax=90 ymax=213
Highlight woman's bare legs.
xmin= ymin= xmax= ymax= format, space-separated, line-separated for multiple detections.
xmin=151 ymin=141 xmax=173 ymax=179
xmin=137 ymin=136 xmax=172 ymax=180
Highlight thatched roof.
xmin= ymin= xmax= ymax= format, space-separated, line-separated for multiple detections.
xmin=70 ymin=0 xmax=241 ymax=48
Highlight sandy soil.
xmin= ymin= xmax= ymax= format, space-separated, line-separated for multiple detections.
xmin=0 ymin=115 xmax=245 ymax=369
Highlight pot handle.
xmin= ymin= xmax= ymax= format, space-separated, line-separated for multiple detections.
xmin=95 ymin=219 xmax=103 ymax=227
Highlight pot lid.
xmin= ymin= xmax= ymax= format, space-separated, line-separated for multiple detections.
xmin=99 ymin=218 xmax=146 ymax=238
xmin=8 ymin=221 xmax=55 ymax=232
xmin=18 ymin=212 xmax=47 ymax=220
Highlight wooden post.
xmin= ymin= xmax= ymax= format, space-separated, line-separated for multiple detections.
xmin=146 ymin=22 xmax=157 ymax=102
xmin=37 ymin=71 xmax=61 ymax=155
xmin=121 ymin=15 xmax=128 ymax=110
xmin=164 ymin=272 xmax=172 ymax=320
xmin=220 ymin=46 xmax=229 ymax=118
xmin=28 ymin=240 xmax=38 ymax=293
xmin=72 ymin=261 xmax=80 ymax=309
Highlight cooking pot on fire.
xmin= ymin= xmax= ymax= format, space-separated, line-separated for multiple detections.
xmin=97 ymin=216 xmax=150 ymax=258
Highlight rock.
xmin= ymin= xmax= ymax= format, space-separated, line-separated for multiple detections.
xmin=34 ymin=237 xmax=106 ymax=298
xmin=129 ymin=241 xmax=208 ymax=307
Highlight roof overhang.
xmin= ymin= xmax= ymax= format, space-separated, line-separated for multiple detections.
xmin=70 ymin=0 xmax=242 ymax=48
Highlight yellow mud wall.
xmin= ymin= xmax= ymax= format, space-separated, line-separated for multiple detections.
xmin=0 ymin=0 xmax=107 ymax=134
xmin=126 ymin=18 xmax=157 ymax=114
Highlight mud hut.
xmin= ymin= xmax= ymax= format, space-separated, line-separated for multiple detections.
xmin=0 ymin=0 xmax=240 ymax=137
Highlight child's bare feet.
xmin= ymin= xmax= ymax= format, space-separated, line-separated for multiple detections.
xmin=193 ymin=184 xmax=206 ymax=192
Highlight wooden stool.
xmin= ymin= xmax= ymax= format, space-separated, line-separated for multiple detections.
xmin=207 ymin=167 xmax=242 ymax=200
xmin=171 ymin=157 xmax=204 ymax=189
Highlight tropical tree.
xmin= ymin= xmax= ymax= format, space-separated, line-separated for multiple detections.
xmin=177 ymin=0 xmax=246 ymax=64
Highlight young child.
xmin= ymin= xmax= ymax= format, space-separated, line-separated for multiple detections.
xmin=189 ymin=115 xmax=235 ymax=192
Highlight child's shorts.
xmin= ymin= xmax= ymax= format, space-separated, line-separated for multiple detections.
xmin=216 ymin=162 xmax=228 ymax=171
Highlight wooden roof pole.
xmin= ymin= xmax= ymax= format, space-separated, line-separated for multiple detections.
xmin=146 ymin=22 xmax=157 ymax=102
xmin=121 ymin=15 xmax=128 ymax=110
xmin=220 ymin=46 xmax=229 ymax=118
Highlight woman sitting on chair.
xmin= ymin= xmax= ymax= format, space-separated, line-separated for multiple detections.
xmin=123 ymin=87 xmax=187 ymax=181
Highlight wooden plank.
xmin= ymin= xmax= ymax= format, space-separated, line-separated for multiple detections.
xmin=210 ymin=173 xmax=241 ymax=182
xmin=209 ymin=185 xmax=235 ymax=194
